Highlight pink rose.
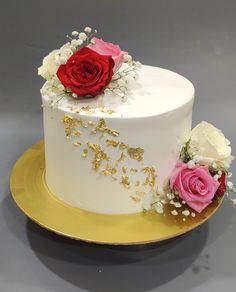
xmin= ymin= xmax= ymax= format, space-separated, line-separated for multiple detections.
xmin=88 ymin=37 xmax=127 ymax=72
xmin=170 ymin=162 xmax=220 ymax=213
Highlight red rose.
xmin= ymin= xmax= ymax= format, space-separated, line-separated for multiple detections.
xmin=216 ymin=172 xmax=226 ymax=196
xmin=57 ymin=47 xmax=114 ymax=97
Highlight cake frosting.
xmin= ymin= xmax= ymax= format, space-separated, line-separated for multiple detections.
xmin=42 ymin=65 xmax=194 ymax=214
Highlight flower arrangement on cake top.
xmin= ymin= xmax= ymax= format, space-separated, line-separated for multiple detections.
xmin=146 ymin=121 xmax=236 ymax=217
xmin=38 ymin=27 xmax=141 ymax=106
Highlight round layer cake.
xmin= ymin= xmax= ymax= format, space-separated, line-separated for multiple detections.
xmin=42 ymin=65 xmax=194 ymax=214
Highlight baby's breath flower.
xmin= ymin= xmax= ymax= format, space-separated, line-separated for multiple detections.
xmin=84 ymin=26 xmax=92 ymax=33
xmin=71 ymin=31 xmax=79 ymax=36
xmin=57 ymin=84 xmax=65 ymax=91
xmin=227 ymin=172 xmax=232 ymax=178
xmin=79 ymin=32 xmax=87 ymax=41
xmin=187 ymin=160 xmax=195 ymax=169
xmin=171 ymin=210 xmax=178 ymax=216
xmin=124 ymin=54 xmax=132 ymax=62
xmin=214 ymin=174 xmax=219 ymax=181
xmin=182 ymin=209 xmax=190 ymax=216
xmin=154 ymin=202 xmax=164 ymax=214
xmin=227 ymin=181 xmax=234 ymax=190
xmin=72 ymin=93 xmax=78 ymax=98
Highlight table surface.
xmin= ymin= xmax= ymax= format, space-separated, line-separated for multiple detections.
xmin=1 ymin=0 xmax=236 ymax=291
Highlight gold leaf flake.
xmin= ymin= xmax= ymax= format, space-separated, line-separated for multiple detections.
xmin=119 ymin=142 xmax=129 ymax=150
xmin=127 ymin=147 xmax=144 ymax=161
xmin=61 ymin=115 xmax=78 ymax=137
xmin=130 ymin=168 xmax=138 ymax=172
xmin=101 ymin=164 xmax=117 ymax=176
xmin=122 ymin=166 xmax=128 ymax=174
xmin=82 ymin=149 xmax=88 ymax=158
xmin=87 ymin=142 xmax=110 ymax=170
xmin=142 ymin=166 xmax=157 ymax=189
xmin=99 ymin=106 xmax=115 ymax=114
xmin=130 ymin=196 xmax=141 ymax=202
xmin=106 ymin=139 xmax=120 ymax=147
xmin=135 ymin=191 xmax=146 ymax=196
xmin=120 ymin=175 xmax=130 ymax=189
xmin=93 ymin=118 xmax=120 ymax=137
xmin=81 ymin=105 xmax=95 ymax=115
xmin=73 ymin=130 xmax=81 ymax=137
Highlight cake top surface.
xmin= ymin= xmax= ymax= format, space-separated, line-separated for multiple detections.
xmin=42 ymin=65 xmax=194 ymax=118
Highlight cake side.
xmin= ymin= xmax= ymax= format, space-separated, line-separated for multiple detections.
xmin=43 ymin=65 xmax=194 ymax=214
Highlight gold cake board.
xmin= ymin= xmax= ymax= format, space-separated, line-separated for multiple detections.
xmin=10 ymin=140 xmax=223 ymax=245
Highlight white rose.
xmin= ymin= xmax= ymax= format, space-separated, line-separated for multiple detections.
xmin=189 ymin=121 xmax=234 ymax=169
xmin=38 ymin=43 xmax=74 ymax=81
xmin=38 ymin=49 xmax=60 ymax=80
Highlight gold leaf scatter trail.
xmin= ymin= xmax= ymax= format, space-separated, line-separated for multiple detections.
xmin=87 ymin=142 xmax=111 ymax=170
xmin=127 ymin=147 xmax=144 ymax=161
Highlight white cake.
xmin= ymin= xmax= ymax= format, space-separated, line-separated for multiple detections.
xmin=42 ymin=65 xmax=194 ymax=214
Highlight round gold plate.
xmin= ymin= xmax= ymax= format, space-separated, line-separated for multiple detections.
xmin=10 ymin=140 xmax=223 ymax=245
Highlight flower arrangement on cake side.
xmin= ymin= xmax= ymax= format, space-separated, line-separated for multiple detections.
xmin=38 ymin=26 xmax=141 ymax=107
xmin=146 ymin=121 xmax=236 ymax=218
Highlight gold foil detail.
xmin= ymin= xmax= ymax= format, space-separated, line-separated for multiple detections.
xmin=99 ymin=106 xmax=115 ymax=114
xmin=142 ymin=167 xmax=157 ymax=189
xmin=87 ymin=142 xmax=111 ymax=169
xmin=120 ymin=175 xmax=130 ymax=189
xmin=61 ymin=115 xmax=78 ymax=138
xmin=135 ymin=191 xmax=146 ymax=196
xmin=82 ymin=149 xmax=88 ymax=158
xmin=106 ymin=139 xmax=120 ymax=147
xmin=130 ymin=196 xmax=141 ymax=202
xmin=73 ymin=130 xmax=81 ymax=137
xmin=127 ymin=147 xmax=144 ymax=161
xmin=93 ymin=118 xmax=120 ymax=137
xmin=101 ymin=164 xmax=117 ymax=176
xmin=122 ymin=166 xmax=128 ymax=174
xmin=81 ymin=105 xmax=95 ymax=115
xmin=119 ymin=142 xmax=129 ymax=150
xmin=130 ymin=168 xmax=138 ymax=172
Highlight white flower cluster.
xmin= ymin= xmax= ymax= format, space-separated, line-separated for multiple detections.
xmin=104 ymin=57 xmax=142 ymax=99
xmin=188 ymin=121 xmax=234 ymax=170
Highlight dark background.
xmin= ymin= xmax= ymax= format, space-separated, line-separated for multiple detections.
xmin=0 ymin=1 xmax=236 ymax=291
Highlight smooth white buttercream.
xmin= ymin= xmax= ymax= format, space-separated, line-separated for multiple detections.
xmin=42 ymin=65 xmax=194 ymax=214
